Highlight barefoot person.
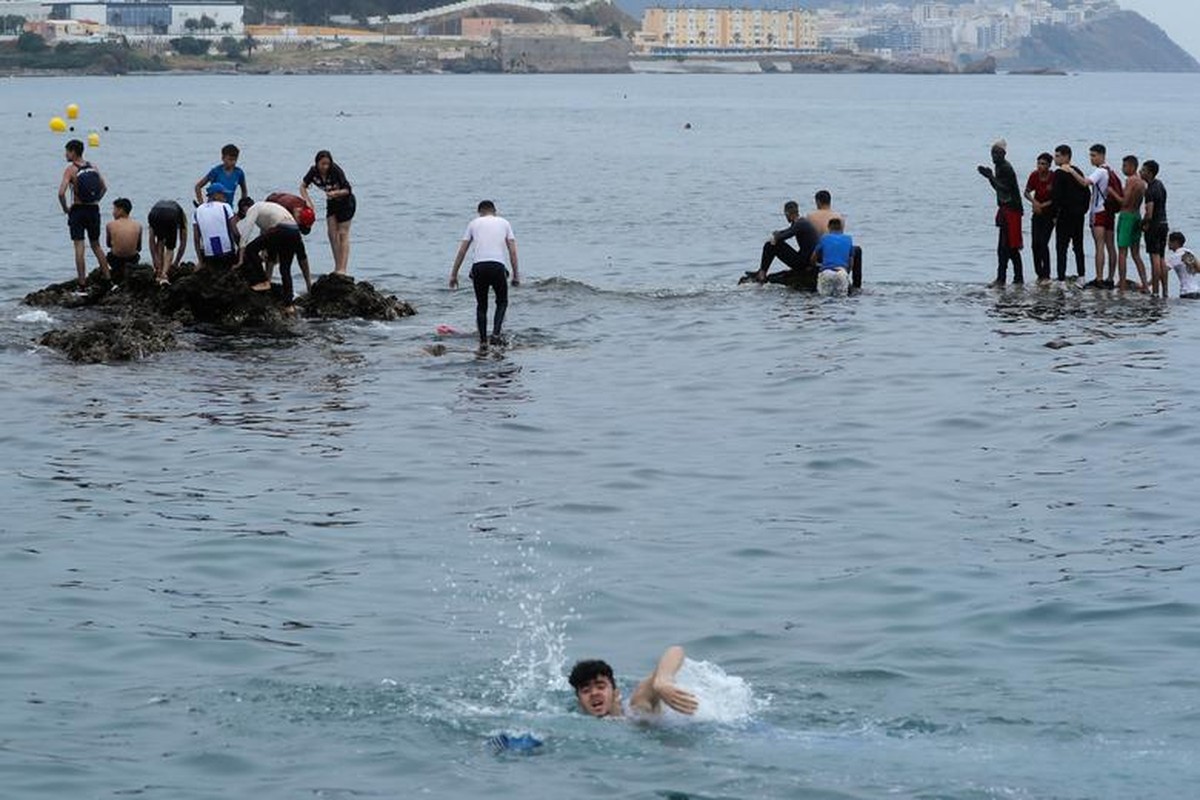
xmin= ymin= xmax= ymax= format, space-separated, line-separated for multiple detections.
xmin=57 ymin=138 xmax=110 ymax=289
xmin=449 ymin=200 xmax=519 ymax=348
xmin=104 ymin=198 xmax=142 ymax=284
xmin=300 ymin=150 xmax=355 ymax=275
xmin=147 ymin=199 xmax=188 ymax=285
xmin=569 ymin=646 xmax=699 ymax=719
xmin=236 ymin=197 xmax=309 ymax=310
xmin=1141 ymin=159 xmax=1169 ymax=298
xmin=1115 ymin=155 xmax=1148 ymax=292
xmin=752 ymin=200 xmax=819 ymax=286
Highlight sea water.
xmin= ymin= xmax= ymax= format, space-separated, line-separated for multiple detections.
xmin=1 ymin=73 xmax=1199 ymax=799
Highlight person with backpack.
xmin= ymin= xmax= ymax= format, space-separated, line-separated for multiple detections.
xmin=1062 ymin=143 xmax=1123 ymax=288
xmin=57 ymin=138 xmax=111 ymax=291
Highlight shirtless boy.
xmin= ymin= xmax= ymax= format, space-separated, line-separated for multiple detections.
xmin=1115 ymin=155 xmax=1148 ymax=292
xmin=569 ymin=646 xmax=699 ymax=718
xmin=105 ymin=198 xmax=142 ymax=284
xmin=807 ymin=189 xmax=843 ymax=236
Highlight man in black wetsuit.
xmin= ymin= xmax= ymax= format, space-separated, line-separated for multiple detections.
xmin=752 ymin=200 xmax=819 ymax=287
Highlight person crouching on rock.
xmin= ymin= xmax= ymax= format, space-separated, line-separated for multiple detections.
xmin=147 ymin=199 xmax=188 ymax=285
xmin=263 ymin=191 xmax=316 ymax=294
xmin=105 ymin=198 xmax=142 ymax=285
xmin=237 ymin=197 xmax=308 ymax=315
xmin=192 ymin=184 xmax=240 ymax=271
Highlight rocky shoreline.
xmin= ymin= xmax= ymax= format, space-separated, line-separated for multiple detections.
xmin=25 ymin=262 xmax=415 ymax=363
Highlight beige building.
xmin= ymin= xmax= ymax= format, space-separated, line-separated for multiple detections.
xmin=641 ymin=7 xmax=818 ymax=51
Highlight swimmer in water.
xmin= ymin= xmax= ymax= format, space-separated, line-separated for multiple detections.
xmin=569 ymin=645 xmax=699 ymax=718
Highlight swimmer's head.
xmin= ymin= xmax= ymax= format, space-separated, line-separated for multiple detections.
xmin=814 ymin=189 xmax=831 ymax=208
xmin=569 ymin=659 xmax=620 ymax=717
xmin=828 ymin=217 xmax=844 ymax=232
xmin=783 ymin=200 xmax=799 ymax=220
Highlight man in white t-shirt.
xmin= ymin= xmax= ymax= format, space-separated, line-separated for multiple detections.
xmin=1166 ymin=231 xmax=1200 ymax=299
xmin=192 ymin=184 xmax=240 ymax=270
xmin=1062 ymin=143 xmax=1121 ymax=288
xmin=449 ymin=200 xmax=520 ymax=347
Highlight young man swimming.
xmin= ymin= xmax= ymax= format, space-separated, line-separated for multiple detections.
xmin=569 ymin=645 xmax=699 ymax=718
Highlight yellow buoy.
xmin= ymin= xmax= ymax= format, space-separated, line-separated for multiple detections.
xmin=87 ymin=131 xmax=100 ymax=147
xmin=49 ymin=116 xmax=67 ymax=132
xmin=66 ymin=103 xmax=80 ymax=119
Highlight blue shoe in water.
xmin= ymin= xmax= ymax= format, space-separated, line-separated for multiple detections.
xmin=487 ymin=732 xmax=543 ymax=754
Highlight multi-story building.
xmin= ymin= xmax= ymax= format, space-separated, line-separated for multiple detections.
xmin=641 ymin=7 xmax=818 ymax=52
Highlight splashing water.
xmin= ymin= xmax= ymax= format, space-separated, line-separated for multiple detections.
xmin=672 ymin=659 xmax=763 ymax=725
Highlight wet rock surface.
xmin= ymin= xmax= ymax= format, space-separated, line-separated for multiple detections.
xmin=25 ymin=262 xmax=416 ymax=363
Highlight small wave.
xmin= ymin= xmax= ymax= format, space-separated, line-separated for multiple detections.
xmin=16 ymin=309 xmax=54 ymax=324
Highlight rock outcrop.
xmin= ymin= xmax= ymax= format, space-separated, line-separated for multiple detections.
xmin=26 ymin=261 xmax=416 ymax=363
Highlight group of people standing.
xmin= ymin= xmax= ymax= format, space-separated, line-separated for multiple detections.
xmin=980 ymin=139 xmax=1197 ymax=299
xmin=57 ymin=140 xmax=357 ymax=313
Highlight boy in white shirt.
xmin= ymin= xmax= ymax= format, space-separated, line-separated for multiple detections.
xmin=449 ymin=200 xmax=520 ymax=347
xmin=1165 ymin=231 xmax=1200 ymax=299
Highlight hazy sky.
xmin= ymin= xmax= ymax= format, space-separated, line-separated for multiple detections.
xmin=1119 ymin=0 xmax=1200 ymax=60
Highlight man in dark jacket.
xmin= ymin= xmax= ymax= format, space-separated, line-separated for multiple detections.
xmin=978 ymin=138 xmax=1025 ymax=287
xmin=1049 ymin=144 xmax=1091 ymax=282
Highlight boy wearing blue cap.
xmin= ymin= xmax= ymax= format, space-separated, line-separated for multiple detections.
xmin=192 ymin=184 xmax=239 ymax=270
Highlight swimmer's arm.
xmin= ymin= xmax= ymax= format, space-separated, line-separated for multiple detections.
xmin=629 ymin=646 xmax=698 ymax=716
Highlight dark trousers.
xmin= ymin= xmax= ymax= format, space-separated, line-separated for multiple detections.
xmin=470 ymin=261 xmax=508 ymax=342
xmin=244 ymin=227 xmax=303 ymax=303
xmin=760 ymin=240 xmax=816 ymax=288
xmin=996 ymin=224 xmax=1024 ymax=284
xmin=1055 ymin=214 xmax=1086 ymax=280
xmin=1031 ymin=214 xmax=1054 ymax=281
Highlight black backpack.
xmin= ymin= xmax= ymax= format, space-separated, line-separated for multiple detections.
xmin=75 ymin=161 xmax=105 ymax=204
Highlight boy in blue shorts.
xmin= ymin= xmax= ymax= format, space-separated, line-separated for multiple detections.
xmin=57 ymin=138 xmax=111 ymax=290
xmin=194 ymin=143 xmax=247 ymax=207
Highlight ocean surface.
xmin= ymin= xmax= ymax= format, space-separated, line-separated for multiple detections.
xmin=2 ymin=72 xmax=1200 ymax=800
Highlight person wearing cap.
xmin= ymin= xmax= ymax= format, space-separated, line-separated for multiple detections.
xmin=265 ymin=192 xmax=316 ymax=235
xmin=977 ymin=138 xmax=1025 ymax=287
xmin=236 ymin=197 xmax=310 ymax=311
xmin=568 ymin=646 xmax=699 ymax=719
xmin=192 ymin=183 xmax=240 ymax=270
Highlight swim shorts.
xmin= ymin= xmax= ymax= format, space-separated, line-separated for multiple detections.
xmin=1116 ymin=212 xmax=1142 ymax=248
xmin=1091 ymin=210 xmax=1114 ymax=229
xmin=148 ymin=205 xmax=181 ymax=249
xmin=1145 ymin=222 xmax=1169 ymax=257
xmin=106 ymin=252 xmax=140 ymax=283
xmin=68 ymin=204 xmax=101 ymax=242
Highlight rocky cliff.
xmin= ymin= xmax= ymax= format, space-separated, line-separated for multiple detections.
xmin=1002 ymin=10 xmax=1199 ymax=72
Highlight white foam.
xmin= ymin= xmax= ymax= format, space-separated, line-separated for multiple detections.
xmin=673 ymin=659 xmax=761 ymax=724
xmin=16 ymin=309 xmax=54 ymax=324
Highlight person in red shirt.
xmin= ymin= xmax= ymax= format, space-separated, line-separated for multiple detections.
xmin=1024 ymin=152 xmax=1055 ymax=284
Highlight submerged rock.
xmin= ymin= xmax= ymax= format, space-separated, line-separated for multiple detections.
xmin=25 ymin=261 xmax=416 ymax=363
xmin=297 ymin=272 xmax=416 ymax=321
xmin=39 ymin=316 xmax=178 ymax=364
